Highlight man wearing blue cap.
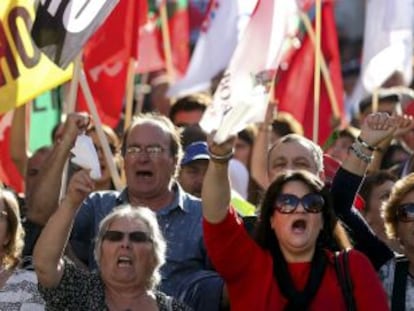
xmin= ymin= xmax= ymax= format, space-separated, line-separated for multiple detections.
xmin=179 ymin=141 xmax=210 ymax=198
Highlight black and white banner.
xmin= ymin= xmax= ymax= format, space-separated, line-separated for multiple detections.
xmin=31 ymin=0 xmax=119 ymax=68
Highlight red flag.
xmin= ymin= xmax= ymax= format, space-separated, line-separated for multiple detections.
xmin=136 ymin=0 xmax=190 ymax=77
xmin=275 ymin=1 xmax=345 ymax=145
xmin=76 ymin=1 xmax=138 ymax=128
xmin=0 ymin=112 xmax=24 ymax=193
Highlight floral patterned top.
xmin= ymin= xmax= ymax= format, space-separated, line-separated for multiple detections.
xmin=0 ymin=268 xmax=45 ymax=310
xmin=38 ymin=258 xmax=192 ymax=311
xmin=378 ymin=257 xmax=414 ymax=310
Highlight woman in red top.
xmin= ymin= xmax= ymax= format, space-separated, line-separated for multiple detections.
xmin=202 ymin=138 xmax=389 ymax=311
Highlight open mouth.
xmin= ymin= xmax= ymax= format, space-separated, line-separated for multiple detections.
xmin=136 ymin=170 xmax=153 ymax=178
xmin=291 ymin=219 xmax=307 ymax=233
xmin=117 ymin=256 xmax=132 ymax=267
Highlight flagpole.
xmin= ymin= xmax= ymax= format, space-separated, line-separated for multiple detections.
xmin=65 ymin=54 xmax=83 ymax=115
xmin=124 ymin=58 xmax=136 ymax=132
xmin=79 ymin=70 xmax=123 ymax=191
xmin=372 ymin=88 xmax=379 ymax=113
xmin=312 ymin=0 xmax=322 ymax=143
xmin=60 ymin=53 xmax=82 ymax=201
xmin=299 ymin=12 xmax=340 ymax=121
xmin=159 ymin=1 xmax=175 ymax=83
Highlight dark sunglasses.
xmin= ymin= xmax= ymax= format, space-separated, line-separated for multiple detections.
xmin=396 ymin=203 xmax=414 ymax=222
xmin=274 ymin=193 xmax=325 ymax=214
xmin=102 ymin=230 xmax=152 ymax=243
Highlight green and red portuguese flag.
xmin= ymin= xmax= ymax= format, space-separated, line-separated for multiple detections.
xmin=137 ymin=0 xmax=189 ymax=78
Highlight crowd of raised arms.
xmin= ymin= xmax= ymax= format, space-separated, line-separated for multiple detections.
xmin=1 ymin=90 xmax=414 ymax=311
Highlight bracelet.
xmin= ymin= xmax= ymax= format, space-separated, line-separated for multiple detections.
xmin=356 ymin=136 xmax=376 ymax=151
xmin=350 ymin=142 xmax=373 ymax=164
xmin=208 ymin=147 xmax=234 ymax=163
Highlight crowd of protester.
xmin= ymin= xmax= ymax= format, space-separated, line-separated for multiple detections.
xmin=1 ymin=1 xmax=414 ymax=310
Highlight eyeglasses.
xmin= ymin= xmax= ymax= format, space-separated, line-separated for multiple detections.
xmin=126 ymin=145 xmax=165 ymax=157
xmin=274 ymin=193 xmax=325 ymax=214
xmin=396 ymin=203 xmax=414 ymax=222
xmin=102 ymin=230 xmax=153 ymax=243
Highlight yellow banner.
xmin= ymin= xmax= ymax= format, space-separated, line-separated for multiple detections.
xmin=0 ymin=0 xmax=72 ymax=114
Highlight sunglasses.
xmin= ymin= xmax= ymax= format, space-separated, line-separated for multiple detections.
xmin=396 ymin=203 xmax=414 ymax=222
xmin=102 ymin=230 xmax=152 ymax=243
xmin=274 ymin=193 xmax=325 ymax=214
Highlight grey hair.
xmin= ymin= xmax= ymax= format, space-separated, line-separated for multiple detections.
xmin=267 ymin=134 xmax=324 ymax=174
xmin=94 ymin=205 xmax=166 ymax=290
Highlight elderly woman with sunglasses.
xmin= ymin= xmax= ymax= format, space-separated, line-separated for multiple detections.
xmin=379 ymin=173 xmax=414 ymax=309
xmin=202 ymin=136 xmax=388 ymax=311
xmin=33 ymin=169 xmax=191 ymax=311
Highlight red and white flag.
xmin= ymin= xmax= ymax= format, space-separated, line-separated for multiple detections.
xmin=167 ymin=0 xmax=258 ymax=97
xmin=136 ymin=0 xmax=190 ymax=78
xmin=276 ymin=0 xmax=345 ymax=145
xmin=349 ymin=0 xmax=413 ymax=112
xmin=200 ymin=0 xmax=300 ymax=143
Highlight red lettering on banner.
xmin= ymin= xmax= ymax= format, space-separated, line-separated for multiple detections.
xmin=0 ymin=6 xmax=41 ymax=87
xmin=8 ymin=7 xmax=41 ymax=69
xmin=0 ymin=20 xmax=19 ymax=87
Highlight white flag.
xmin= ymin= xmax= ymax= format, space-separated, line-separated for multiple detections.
xmin=349 ymin=0 xmax=413 ymax=112
xmin=200 ymin=0 xmax=300 ymax=143
xmin=167 ymin=0 xmax=258 ymax=97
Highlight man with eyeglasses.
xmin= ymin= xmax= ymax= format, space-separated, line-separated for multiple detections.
xmin=68 ymin=113 xmax=226 ymax=311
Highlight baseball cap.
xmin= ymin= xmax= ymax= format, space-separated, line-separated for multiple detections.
xmin=181 ymin=141 xmax=210 ymax=166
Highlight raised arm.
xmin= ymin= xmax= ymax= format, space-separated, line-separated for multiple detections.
xmin=202 ymin=136 xmax=235 ymax=224
xmin=250 ymin=103 xmax=273 ymax=189
xmin=33 ymin=169 xmax=94 ymax=288
xmin=26 ymin=113 xmax=89 ymax=225
xmin=10 ymin=105 xmax=29 ymax=177
xmin=341 ymin=113 xmax=396 ymax=176
xmin=332 ymin=113 xmax=413 ymax=269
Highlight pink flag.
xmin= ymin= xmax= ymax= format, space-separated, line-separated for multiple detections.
xmin=168 ymin=0 xmax=258 ymax=97
xmin=200 ymin=0 xmax=300 ymax=143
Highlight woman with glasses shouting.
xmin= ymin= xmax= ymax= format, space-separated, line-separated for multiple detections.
xmin=202 ymin=136 xmax=388 ymax=311
xmin=33 ymin=169 xmax=191 ymax=311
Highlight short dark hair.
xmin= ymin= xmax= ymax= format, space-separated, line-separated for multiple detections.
xmin=169 ymin=93 xmax=211 ymax=123
xmin=179 ymin=124 xmax=207 ymax=149
xmin=359 ymin=170 xmax=397 ymax=214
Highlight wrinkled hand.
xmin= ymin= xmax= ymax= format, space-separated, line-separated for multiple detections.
xmin=63 ymin=169 xmax=95 ymax=209
xmin=55 ymin=112 xmax=90 ymax=145
xmin=359 ymin=112 xmax=397 ymax=147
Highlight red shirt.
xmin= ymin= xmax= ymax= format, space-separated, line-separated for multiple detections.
xmin=203 ymin=208 xmax=389 ymax=311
